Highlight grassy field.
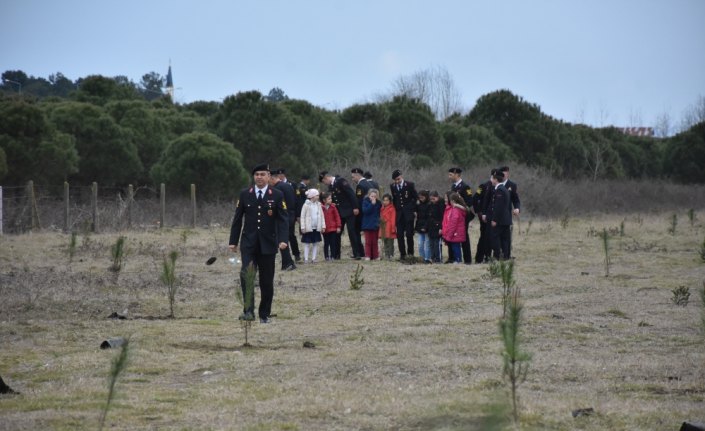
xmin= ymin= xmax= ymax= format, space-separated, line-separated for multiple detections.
xmin=1 ymin=212 xmax=704 ymax=430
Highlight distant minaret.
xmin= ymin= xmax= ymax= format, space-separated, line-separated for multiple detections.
xmin=166 ymin=62 xmax=174 ymax=99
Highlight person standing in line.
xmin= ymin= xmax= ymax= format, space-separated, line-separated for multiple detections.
xmin=474 ymin=168 xmax=495 ymax=263
xmin=363 ymin=171 xmax=379 ymax=191
xmin=499 ymin=166 xmax=520 ymax=258
xmin=352 ymin=167 xmax=372 ymax=258
xmin=295 ymin=174 xmax=311 ymax=245
xmin=489 ymin=170 xmax=512 ymax=260
xmin=229 ymin=164 xmax=289 ymax=324
xmin=319 ymin=171 xmax=362 ymax=260
xmin=427 ymin=191 xmax=444 ymax=263
xmin=274 ymin=168 xmax=301 ymax=263
xmin=320 ymin=192 xmax=342 ymax=261
xmin=415 ymin=190 xmax=431 ymax=263
xmin=390 ymin=169 xmax=418 ymax=261
xmin=379 ymin=193 xmax=397 ymax=260
xmin=442 ymin=191 xmax=469 ymax=264
xmin=361 ymin=188 xmax=382 ymax=260
xmin=270 ymin=171 xmax=297 ymax=271
xmin=299 ymin=188 xmax=325 ymax=263
xmin=448 ymin=167 xmax=475 ymax=264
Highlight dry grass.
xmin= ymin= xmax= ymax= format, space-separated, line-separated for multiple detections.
xmin=1 ymin=212 xmax=704 ymax=430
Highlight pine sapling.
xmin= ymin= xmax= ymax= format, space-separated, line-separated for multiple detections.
xmin=499 ymin=259 xmax=516 ymax=318
xmin=499 ymin=286 xmax=531 ymax=425
xmin=109 ymin=236 xmax=126 ymax=273
xmin=350 ymin=264 xmax=365 ymax=290
xmin=671 ymin=285 xmax=690 ymax=307
xmin=160 ymin=251 xmax=179 ymax=318
xmin=668 ymin=213 xmax=677 ymax=236
xmin=99 ymin=336 xmax=130 ymax=431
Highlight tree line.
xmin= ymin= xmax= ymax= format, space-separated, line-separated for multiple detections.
xmin=1 ymin=69 xmax=704 ymax=198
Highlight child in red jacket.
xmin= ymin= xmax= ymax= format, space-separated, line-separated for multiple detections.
xmin=379 ymin=193 xmax=397 ymax=260
xmin=321 ymin=192 xmax=342 ymax=261
xmin=442 ymin=192 xmax=469 ymax=264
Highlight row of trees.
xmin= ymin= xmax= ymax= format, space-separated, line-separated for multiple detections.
xmin=1 ymin=69 xmax=704 ymax=199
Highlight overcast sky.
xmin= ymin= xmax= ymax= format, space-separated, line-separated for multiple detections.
xmin=2 ymin=0 xmax=704 ymax=129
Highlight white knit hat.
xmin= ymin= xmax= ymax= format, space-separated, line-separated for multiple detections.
xmin=306 ymin=188 xmax=319 ymax=199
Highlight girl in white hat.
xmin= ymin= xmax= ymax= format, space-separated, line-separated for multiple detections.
xmin=300 ymin=188 xmax=326 ymax=263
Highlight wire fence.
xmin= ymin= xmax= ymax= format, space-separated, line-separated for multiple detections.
xmin=0 ymin=182 xmax=236 ymax=234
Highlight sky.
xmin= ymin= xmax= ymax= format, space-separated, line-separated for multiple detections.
xmin=2 ymin=0 xmax=704 ymax=129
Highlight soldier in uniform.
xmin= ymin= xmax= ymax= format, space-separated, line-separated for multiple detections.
xmin=474 ymin=168 xmax=496 ymax=263
xmin=488 ymin=170 xmax=512 ymax=260
xmin=500 ymin=166 xmax=520 ymax=257
xmin=270 ymin=170 xmax=297 ymax=270
xmin=351 ymin=167 xmax=372 ymax=258
xmin=390 ymin=169 xmax=418 ymax=260
xmin=275 ymin=168 xmax=301 ymax=262
xmin=363 ymin=171 xmax=379 ymax=191
xmin=448 ymin=167 xmax=475 ymax=264
xmin=319 ymin=171 xmax=362 ymax=260
xmin=229 ymin=164 xmax=289 ymax=323
xmin=295 ymin=174 xmax=311 ymax=222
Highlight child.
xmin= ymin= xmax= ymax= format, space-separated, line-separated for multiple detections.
xmin=321 ymin=192 xmax=342 ymax=261
xmin=379 ymin=193 xmax=397 ymax=260
xmin=415 ymin=190 xmax=431 ymax=263
xmin=428 ymin=190 xmax=444 ymax=263
xmin=300 ymin=188 xmax=325 ymax=263
xmin=361 ymin=189 xmax=382 ymax=260
xmin=442 ymin=192 xmax=468 ymax=264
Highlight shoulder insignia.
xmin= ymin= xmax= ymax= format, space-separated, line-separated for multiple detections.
xmin=466 ymin=189 xmax=473 ymax=196
xmin=282 ymin=201 xmax=287 ymax=210
xmin=356 ymin=189 xmax=362 ymax=196
xmin=476 ymin=189 xmax=482 ymax=195
xmin=249 ymin=187 xmax=253 ymax=193
xmin=296 ymin=189 xmax=300 ymax=195
xmin=268 ymin=189 xmax=273 ymax=195
xmin=236 ymin=199 xmax=240 ymax=207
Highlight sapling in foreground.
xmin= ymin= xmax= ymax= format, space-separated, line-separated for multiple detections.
xmin=99 ymin=337 xmax=130 ymax=431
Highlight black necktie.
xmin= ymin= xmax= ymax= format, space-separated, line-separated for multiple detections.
xmin=257 ymin=190 xmax=263 ymax=202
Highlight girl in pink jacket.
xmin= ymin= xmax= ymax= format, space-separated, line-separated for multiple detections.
xmin=442 ymin=192 xmax=469 ymax=264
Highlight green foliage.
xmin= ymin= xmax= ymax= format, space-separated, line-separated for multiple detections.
xmin=499 ymin=260 xmax=516 ymax=318
xmin=99 ymin=336 xmax=130 ymax=431
xmin=349 ymin=264 xmax=365 ymax=290
xmin=161 ymin=251 xmax=179 ymax=318
xmin=110 ymin=236 xmax=126 ymax=273
xmin=664 ymin=122 xmax=705 ymax=183
xmin=499 ymin=286 xmax=531 ymax=424
xmin=384 ymin=95 xmax=448 ymax=164
xmin=150 ymin=132 xmax=248 ymax=198
xmin=671 ymin=286 xmax=690 ymax=307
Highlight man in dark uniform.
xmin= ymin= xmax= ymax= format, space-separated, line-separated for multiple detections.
xmin=229 ymin=164 xmax=289 ymax=323
xmin=474 ymin=168 xmax=496 ymax=263
xmin=319 ymin=171 xmax=362 ymax=260
xmin=500 ymin=166 xmax=520 ymax=257
xmin=275 ymin=168 xmax=301 ymax=263
xmin=448 ymin=167 xmax=475 ymax=264
xmin=390 ymin=169 xmax=418 ymax=260
xmin=363 ymin=171 xmax=379 ymax=191
xmin=270 ymin=171 xmax=297 ymax=270
xmin=295 ymin=175 xmax=311 ymax=222
xmin=489 ymin=170 xmax=512 ymax=260
xmin=351 ymin=167 xmax=372 ymax=258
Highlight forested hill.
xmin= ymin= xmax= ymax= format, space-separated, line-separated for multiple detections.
xmin=1 ymin=71 xmax=703 ymax=196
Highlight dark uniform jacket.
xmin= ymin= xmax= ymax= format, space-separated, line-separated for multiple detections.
xmin=428 ymin=199 xmax=444 ymax=239
xmin=505 ymin=179 xmax=520 ymax=211
xmin=415 ymin=200 xmax=430 ymax=233
xmin=451 ymin=180 xmax=475 ymax=221
xmin=390 ymin=180 xmax=418 ymax=219
xmin=274 ymin=180 xmax=297 ymax=223
xmin=330 ymin=176 xmax=358 ymax=218
xmin=355 ymin=178 xmax=374 ymax=208
xmin=489 ymin=185 xmax=512 ymax=226
xmin=295 ymin=182 xmax=308 ymax=217
xmin=229 ymin=186 xmax=289 ymax=255
xmin=473 ymin=180 xmax=492 ymax=219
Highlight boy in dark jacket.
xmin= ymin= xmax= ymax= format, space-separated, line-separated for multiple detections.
xmin=415 ymin=190 xmax=431 ymax=263
xmin=427 ymin=191 xmax=444 ymax=263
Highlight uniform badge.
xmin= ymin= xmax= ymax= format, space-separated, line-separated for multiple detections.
xmin=476 ymin=189 xmax=482 ymax=195
xmin=296 ymin=190 xmax=300 ymax=195
xmin=508 ymin=187 xmax=512 ymax=191
xmin=282 ymin=201 xmax=287 ymax=210
xmin=356 ymin=189 xmax=362 ymax=196
xmin=466 ymin=189 xmax=472 ymax=196
xmin=268 ymin=209 xmax=273 ymax=216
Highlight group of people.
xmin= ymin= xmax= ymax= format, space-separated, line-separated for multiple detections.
xmin=228 ymin=163 xmax=520 ymax=323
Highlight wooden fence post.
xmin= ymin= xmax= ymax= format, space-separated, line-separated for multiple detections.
xmin=160 ymin=183 xmax=165 ymax=229
xmin=28 ymin=180 xmax=41 ymax=230
xmin=64 ymin=181 xmax=70 ymax=232
xmin=91 ymin=182 xmax=98 ymax=233
xmin=191 ymin=184 xmax=196 ymax=228
xmin=127 ymin=184 xmax=133 ymax=229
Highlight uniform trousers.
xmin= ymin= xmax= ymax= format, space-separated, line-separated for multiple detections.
xmin=239 ymin=241 xmax=275 ymax=319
